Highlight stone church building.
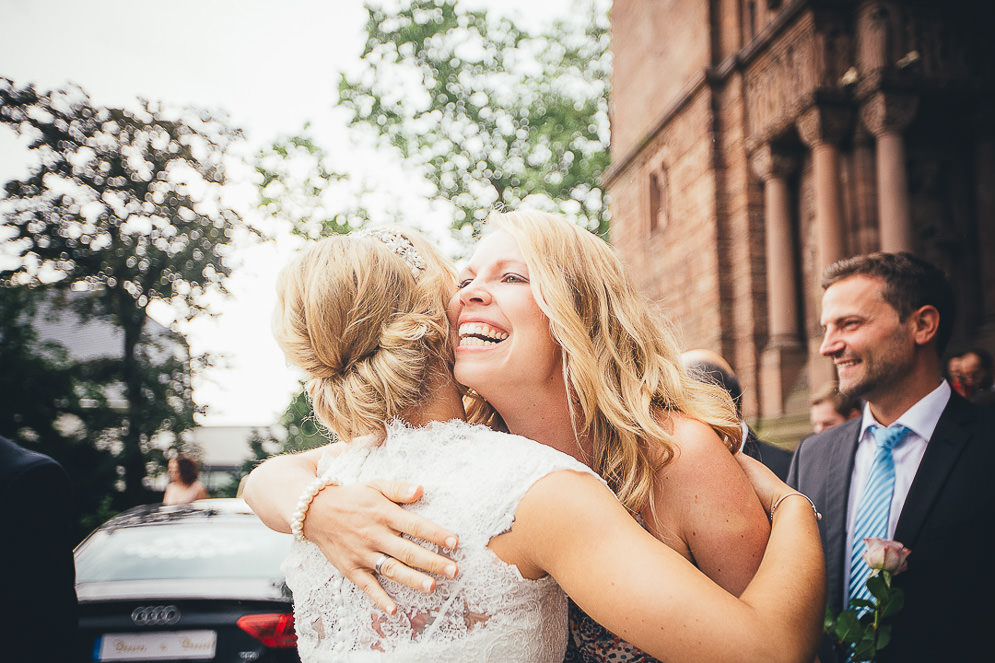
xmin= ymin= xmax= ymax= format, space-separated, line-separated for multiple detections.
xmin=606 ymin=0 xmax=995 ymax=441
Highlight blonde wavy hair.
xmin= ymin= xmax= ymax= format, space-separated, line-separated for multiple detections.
xmin=273 ymin=228 xmax=456 ymax=440
xmin=465 ymin=210 xmax=741 ymax=515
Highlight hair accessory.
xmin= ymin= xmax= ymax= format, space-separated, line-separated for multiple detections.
xmin=769 ymin=491 xmax=822 ymax=522
xmin=290 ymin=475 xmax=337 ymax=541
xmin=357 ymin=227 xmax=426 ymax=278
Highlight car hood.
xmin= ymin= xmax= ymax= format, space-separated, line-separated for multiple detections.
xmin=77 ymin=577 xmax=292 ymax=602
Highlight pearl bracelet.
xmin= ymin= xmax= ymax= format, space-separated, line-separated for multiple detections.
xmin=769 ymin=491 xmax=822 ymax=522
xmin=290 ymin=476 xmax=336 ymax=542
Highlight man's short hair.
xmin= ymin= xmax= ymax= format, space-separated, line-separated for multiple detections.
xmin=810 ymin=382 xmax=861 ymax=416
xmin=822 ymin=252 xmax=956 ymax=354
xmin=680 ymin=351 xmax=743 ymax=417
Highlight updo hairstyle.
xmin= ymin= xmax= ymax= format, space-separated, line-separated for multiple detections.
xmin=272 ymin=228 xmax=456 ymax=440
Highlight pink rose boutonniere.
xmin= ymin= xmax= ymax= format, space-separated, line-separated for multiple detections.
xmin=824 ymin=538 xmax=911 ymax=662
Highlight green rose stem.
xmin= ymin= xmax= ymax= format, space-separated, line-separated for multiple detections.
xmin=826 ymin=539 xmax=909 ymax=662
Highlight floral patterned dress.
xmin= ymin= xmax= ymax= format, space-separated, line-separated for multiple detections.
xmin=562 ymin=507 xmax=662 ymax=662
xmin=562 ymin=599 xmax=661 ymax=663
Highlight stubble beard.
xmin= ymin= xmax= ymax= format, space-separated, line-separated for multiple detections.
xmin=837 ymin=329 xmax=915 ymax=403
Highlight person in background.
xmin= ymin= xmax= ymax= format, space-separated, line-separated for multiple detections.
xmin=163 ymin=453 xmax=210 ymax=505
xmin=0 ymin=434 xmax=78 ymax=663
xmin=788 ymin=252 xmax=994 ymax=662
xmin=957 ymin=347 xmax=995 ymax=404
xmin=680 ymin=348 xmax=792 ymax=481
xmin=944 ymin=351 xmax=965 ymax=396
xmin=809 ymin=382 xmax=861 ymax=435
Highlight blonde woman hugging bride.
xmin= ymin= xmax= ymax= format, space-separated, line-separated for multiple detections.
xmin=246 ymin=220 xmax=824 ymax=662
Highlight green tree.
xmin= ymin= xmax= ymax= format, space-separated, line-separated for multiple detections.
xmin=214 ymin=389 xmax=330 ymax=498
xmin=256 ymin=130 xmax=361 ymax=240
xmin=0 ymin=78 xmax=251 ymax=505
xmin=257 ymin=0 xmax=610 ymax=239
xmin=276 ymin=388 xmax=333 ymax=452
xmin=0 ymin=285 xmax=119 ymax=541
xmin=339 ymin=0 xmax=611 ymax=234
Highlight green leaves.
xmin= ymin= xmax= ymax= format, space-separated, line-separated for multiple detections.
xmin=337 ymin=0 xmax=611 ymax=235
xmin=879 ymin=586 xmax=905 ymax=618
xmin=825 ymin=568 xmax=907 ymax=662
xmin=831 ymin=609 xmax=862 ymax=644
xmin=255 ymin=127 xmax=361 ymax=240
xmin=0 ymin=78 xmax=247 ymax=315
xmin=1 ymin=77 xmax=252 ymax=504
xmin=866 ymin=572 xmax=889 ymax=600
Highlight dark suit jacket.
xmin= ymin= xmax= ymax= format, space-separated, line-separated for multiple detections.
xmin=788 ymin=395 xmax=995 ymax=662
xmin=0 ymin=435 xmax=79 ymax=663
xmin=750 ymin=429 xmax=792 ymax=481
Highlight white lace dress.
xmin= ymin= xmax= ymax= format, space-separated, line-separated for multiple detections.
xmin=282 ymin=418 xmax=605 ymax=663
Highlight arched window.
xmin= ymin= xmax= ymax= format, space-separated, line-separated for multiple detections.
xmin=649 ymin=165 xmax=669 ymax=234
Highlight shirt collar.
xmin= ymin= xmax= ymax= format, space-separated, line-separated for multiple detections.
xmin=859 ymin=380 xmax=951 ymax=442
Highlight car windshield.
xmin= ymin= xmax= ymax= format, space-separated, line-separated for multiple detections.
xmin=76 ymin=519 xmax=291 ymax=582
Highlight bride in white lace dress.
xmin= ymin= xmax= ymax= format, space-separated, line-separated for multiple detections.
xmin=253 ymin=227 xmax=824 ymax=663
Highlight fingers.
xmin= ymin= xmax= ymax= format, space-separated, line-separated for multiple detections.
xmin=368 ymin=480 xmax=460 ymax=552
xmin=373 ymin=553 xmax=438 ymax=594
xmin=352 ymin=570 xmax=398 ymax=615
xmin=356 ymin=547 xmax=455 ymax=614
xmin=302 ymin=480 xmax=462 ymax=609
xmin=368 ymin=479 xmax=423 ymax=504
xmin=381 ymin=535 xmax=459 ymax=582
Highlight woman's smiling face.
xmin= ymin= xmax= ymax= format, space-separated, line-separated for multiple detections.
xmin=448 ymin=230 xmax=563 ymax=403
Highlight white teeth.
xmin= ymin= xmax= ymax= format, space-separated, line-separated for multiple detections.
xmin=458 ymin=323 xmax=508 ymax=343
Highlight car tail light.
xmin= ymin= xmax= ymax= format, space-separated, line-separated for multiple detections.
xmin=237 ymin=613 xmax=297 ymax=648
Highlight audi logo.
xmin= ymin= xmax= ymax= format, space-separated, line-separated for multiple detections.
xmin=131 ymin=605 xmax=181 ymax=626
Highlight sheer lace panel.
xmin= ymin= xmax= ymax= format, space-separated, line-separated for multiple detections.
xmin=283 ymin=419 xmax=605 ymax=663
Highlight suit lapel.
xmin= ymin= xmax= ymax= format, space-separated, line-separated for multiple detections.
xmin=894 ymin=396 xmax=973 ymax=547
xmin=823 ymin=419 xmax=861 ymax=612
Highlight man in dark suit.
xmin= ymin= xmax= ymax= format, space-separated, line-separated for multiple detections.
xmin=0 ymin=435 xmax=79 ymax=662
xmin=788 ymin=252 xmax=994 ymax=662
xmin=681 ymin=348 xmax=792 ymax=480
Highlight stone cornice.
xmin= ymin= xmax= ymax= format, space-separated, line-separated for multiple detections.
xmin=605 ymin=0 xmax=811 ymax=187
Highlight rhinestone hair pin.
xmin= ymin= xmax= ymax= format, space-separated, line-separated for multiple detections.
xmin=357 ymin=227 xmax=427 ymax=278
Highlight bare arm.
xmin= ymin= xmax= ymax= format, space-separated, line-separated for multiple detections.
xmin=643 ymin=415 xmax=769 ymax=596
xmin=505 ymin=463 xmax=824 ymax=663
xmin=242 ymin=447 xmax=460 ymax=614
xmin=242 ymin=446 xmax=327 ymax=533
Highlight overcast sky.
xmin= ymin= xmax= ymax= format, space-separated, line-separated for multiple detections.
xmin=0 ymin=0 xmax=575 ymax=426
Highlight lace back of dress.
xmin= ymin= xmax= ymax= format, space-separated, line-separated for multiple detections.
xmin=284 ymin=419 xmax=598 ymax=662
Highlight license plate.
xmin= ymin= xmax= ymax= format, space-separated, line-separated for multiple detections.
xmin=95 ymin=630 xmax=217 ymax=661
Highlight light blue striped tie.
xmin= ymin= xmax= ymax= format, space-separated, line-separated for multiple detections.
xmin=848 ymin=424 xmax=911 ymax=606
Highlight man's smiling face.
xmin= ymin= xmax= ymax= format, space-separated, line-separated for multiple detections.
xmin=819 ymin=275 xmax=917 ymax=402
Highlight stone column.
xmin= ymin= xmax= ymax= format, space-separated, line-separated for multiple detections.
xmin=751 ymin=145 xmax=805 ymax=419
xmin=797 ymin=104 xmax=852 ymax=394
xmin=797 ymin=104 xmax=852 ymax=273
xmin=861 ymin=91 xmax=918 ymax=252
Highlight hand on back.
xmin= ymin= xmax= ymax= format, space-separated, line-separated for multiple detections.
xmin=304 ymin=480 xmax=460 ymax=614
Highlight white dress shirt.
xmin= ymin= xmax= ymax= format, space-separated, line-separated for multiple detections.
xmin=842 ymin=380 xmax=951 ymax=603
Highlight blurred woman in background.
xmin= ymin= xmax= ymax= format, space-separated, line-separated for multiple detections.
xmin=163 ymin=454 xmax=209 ymax=505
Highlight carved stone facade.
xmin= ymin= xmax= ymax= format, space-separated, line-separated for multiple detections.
xmin=607 ymin=0 xmax=995 ymax=443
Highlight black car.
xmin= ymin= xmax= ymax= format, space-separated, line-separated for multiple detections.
xmin=75 ymin=499 xmax=298 ymax=662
